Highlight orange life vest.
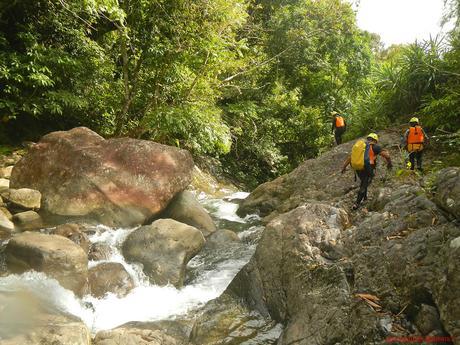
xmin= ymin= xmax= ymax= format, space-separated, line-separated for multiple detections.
xmin=335 ymin=116 xmax=345 ymax=128
xmin=407 ymin=126 xmax=424 ymax=152
xmin=368 ymin=144 xmax=376 ymax=166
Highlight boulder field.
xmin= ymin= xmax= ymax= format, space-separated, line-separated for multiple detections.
xmin=0 ymin=126 xmax=458 ymax=345
xmin=190 ymin=128 xmax=460 ymax=345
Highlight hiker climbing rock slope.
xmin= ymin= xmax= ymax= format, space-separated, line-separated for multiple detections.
xmin=219 ymin=127 xmax=460 ymax=344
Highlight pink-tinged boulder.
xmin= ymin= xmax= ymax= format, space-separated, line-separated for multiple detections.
xmin=10 ymin=127 xmax=194 ymax=227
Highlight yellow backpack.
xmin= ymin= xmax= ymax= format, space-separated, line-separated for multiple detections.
xmin=351 ymin=139 xmax=366 ymax=171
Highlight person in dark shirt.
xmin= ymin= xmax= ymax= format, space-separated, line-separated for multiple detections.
xmin=331 ymin=111 xmax=346 ymax=145
xmin=341 ymin=133 xmax=392 ymax=210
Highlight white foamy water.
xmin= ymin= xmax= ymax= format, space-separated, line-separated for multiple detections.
xmin=0 ymin=191 xmax=262 ymax=333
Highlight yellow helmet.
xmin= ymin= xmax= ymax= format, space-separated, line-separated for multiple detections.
xmin=331 ymin=111 xmax=338 ymax=116
xmin=367 ymin=133 xmax=379 ymax=142
xmin=410 ymin=117 xmax=419 ymax=123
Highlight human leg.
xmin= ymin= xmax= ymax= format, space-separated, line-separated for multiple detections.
xmin=416 ymin=151 xmax=423 ymax=170
xmin=409 ymin=152 xmax=416 ymax=170
xmin=355 ymin=170 xmax=370 ymax=208
xmin=334 ymin=131 xmax=342 ymax=145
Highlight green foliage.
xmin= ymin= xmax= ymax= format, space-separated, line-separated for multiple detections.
xmin=1 ymin=0 xmax=458 ymax=188
xmin=220 ymin=0 xmax=372 ymax=184
xmin=349 ymin=36 xmax=459 ymax=138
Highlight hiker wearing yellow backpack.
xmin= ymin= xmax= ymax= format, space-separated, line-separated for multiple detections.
xmin=331 ymin=111 xmax=346 ymax=145
xmin=341 ymin=133 xmax=393 ymax=210
xmin=404 ymin=117 xmax=429 ymax=171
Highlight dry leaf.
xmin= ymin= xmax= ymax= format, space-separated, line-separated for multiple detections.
xmin=365 ymin=300 xmax=382 ymax=309
xmin=355 ymin=293 xmax=380 ymax=301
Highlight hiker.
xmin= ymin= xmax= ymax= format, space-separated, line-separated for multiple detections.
xmin=341 ymin=133 xmax=392 ymax=210
xmin=331 ymin=111 xmax=346 ymax=145
xmin=404 ymin=117 xmax=429 ymax=171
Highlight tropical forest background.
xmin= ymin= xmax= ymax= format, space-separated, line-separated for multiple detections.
xmin=1 ymin=0 xmax=459 ymax=187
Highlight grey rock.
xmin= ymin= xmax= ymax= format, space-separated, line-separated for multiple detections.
xmin=434 ymin=167 xmax=460 ymax=219
xmin=122 ymin=219 xmax=205 ymax=287
xmin=414 ymin=304 xmax=443 ymax=335
xmin=89 ymin=242 xmax=112 ymax=261
xmin=88 ymin=262 xmax=134 ymax=298
xmin=0 ymin=209 xmax=14 ymax=233
xmin=0 ymin=166 xmax=13 ymax=179
xmin=51 ymin=223 xmax=91 ymax=254
xmin=0 ymin=178 xmax=9 ymax=192
xmin=12 ymin=210 xmax=42 ymax=230
xmin=206 ymin=229 xmax=240 ymax=248
xmin=1 ymin=188 xmax=41 ymax=210
xmin=5 ymin=232 xmax=88 ymax=295
xmin=160 ymin=191 xmax=216 ymax=237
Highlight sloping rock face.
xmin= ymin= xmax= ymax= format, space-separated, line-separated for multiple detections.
xmin=4 ymin=232 xmax=88 ymax=295
xmin=10 ymin=127 xmax=194 ymax=227
xmin=93 ymin=320 xmax=191 ymax=345
xmin=238 ymin=128 xmax=401 ymax=218
xmin=201 ymin=130 xmax=460 ymax=344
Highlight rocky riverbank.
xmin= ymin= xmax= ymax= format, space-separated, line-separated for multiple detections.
xmin=0 ymin=127 xmax=459 ymax=345
xmin=0 ymin=127 xmax=254 ymax=345
xmin=191 ymin=128 xmax=459 ymax=345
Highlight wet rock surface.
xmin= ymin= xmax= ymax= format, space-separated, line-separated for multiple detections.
xmin=52 ymin=223 xmax=91 ymax=254
xmin=5 ymin=232 xmax=88 ymax=296
xmin=0 ymin=289 xmax=90 ymax=345
xmin=122 ymin=218 xmax=205 ymax=287
xmin=88 ymin=262 xmax=134 ymax=298
xmin=160 ymin=191 xmax=216 ymax=237
xmin=220 ymin=129 xmax=460 ymax=344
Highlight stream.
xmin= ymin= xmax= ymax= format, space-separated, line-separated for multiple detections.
xmin=0 ymin=190 xmax=266 ymax=335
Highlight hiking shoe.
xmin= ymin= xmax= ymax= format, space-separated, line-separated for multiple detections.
xmin=352 ymin=204 xmax=359 ymax=211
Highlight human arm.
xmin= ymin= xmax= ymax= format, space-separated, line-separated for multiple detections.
xmin=380 ymin=150 xmax=393 ymax=169
xmin=422 ymin=128 xmax=430 ymax=144
xmin=341 ymin=156 xmax=351 ymax=174
xmin=331 ymin=117 xmax=336 ymax=133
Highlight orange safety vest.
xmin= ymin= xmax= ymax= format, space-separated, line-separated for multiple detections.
xmin=335 ymin=116 xmax=345 ymax=128
xmin=407 ymin=126 xmax=424 ymax=152
xmin=369 ymin=144 xmax=376 ymax=166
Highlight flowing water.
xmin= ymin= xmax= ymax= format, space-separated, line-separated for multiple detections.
xmin=0 ymin=191 xmax=266 ymax=334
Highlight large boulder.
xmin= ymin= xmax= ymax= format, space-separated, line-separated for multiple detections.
xmin=94 ymin=327 xmax=183 ymax=345
xmin=0 ymin=289 xmax=90 ymax=345
xmin=205 ymin=229 xmax=240 ymax=249
xmin=122 ymin=219 xmax=205 ymax=287
xmin=1 ymin=188 xmax=41 ymax=210
xmin=12 ymin=210 xmax=42 ymax=231
xmin=0 ymin=166 xmax=13 ymax=179
xmin=0 ymin=178 xmax=9 ymax=192
xmin=88 ymin=262 xmax=135 ymax=298
xmin=231 ymin=184 xmax=460 ymax=344
xmin=160 ymin=191 xmax=216 ymax=237
xmin=434 ymin=167 xmax=460 ymax=219
xmin=10 ymin=127 xmax=194 ymax=227
xmin=51 ymin=223 xmax=91 ymax=254
xmin=237 ymin=128 xmax=401 ymax=217
xmin=0 ymin=210 xmax=14 ymax=234
xmin=5 ymin=232 xmax=88 ymax=295
xmin=190 ymin=293 xmax=281 ymax=345
xmin=0 ymin=313 xmax=90 ymax=345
